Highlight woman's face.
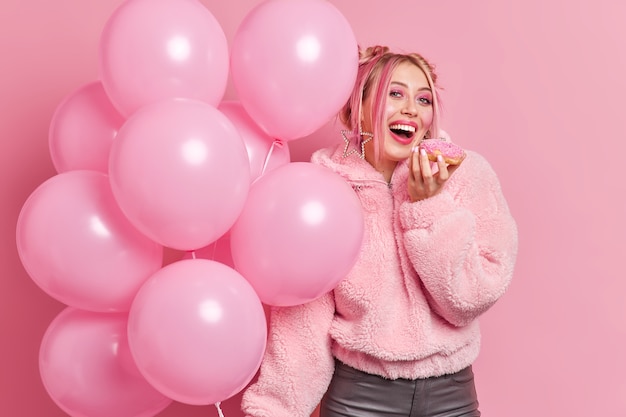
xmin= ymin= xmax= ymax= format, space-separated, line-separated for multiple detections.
xmin=362 ymin=62 xmax=434 ymax=167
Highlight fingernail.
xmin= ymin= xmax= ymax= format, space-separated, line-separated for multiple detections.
xmin=420 ymin=149 xmax=426 ymax=156
xmin=412 ymin=145 xmax=418 ymax=153
xmin=437 ymin=154 xmax=443 ymax=162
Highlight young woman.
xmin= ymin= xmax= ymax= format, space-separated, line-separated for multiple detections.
xmin=241 ymin=45 xmax=518 ymax=417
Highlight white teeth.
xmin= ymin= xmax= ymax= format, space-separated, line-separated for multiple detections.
xmin=389 ymin=124 xmax=416 ymax=133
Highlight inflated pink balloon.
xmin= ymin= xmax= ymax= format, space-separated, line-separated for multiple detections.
xmin=231 ymin=0 xmax=358 ymax=141
xmin=40 ymin=308 xmax=172 ymax=417
xmin=16 ymin=171 xmax=163 ymax=312
xmin=230 ymin=162 xmax=364 ymax=306
xmin=218 ymin=101 xmax=290 ymax=182
xmin=49 ymin=81 xmax=125 ymax=173
xmin=108 ymin=98 xmax=250 ymax=251
xmin=128 ymin=259 xmax=267 ymax=405
xmin=99 ymin=0 xmax=229 ymax=117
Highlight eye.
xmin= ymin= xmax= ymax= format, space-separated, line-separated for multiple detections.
xmin=389 ymin=89 xmax=404 ymax=98
xmin=417 ymin=96 xmax=432 ymax=105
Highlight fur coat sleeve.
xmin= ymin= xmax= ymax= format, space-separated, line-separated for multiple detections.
xmin=398 ymin=151 xmax=518 ymax=327
xmin=241 ymin=293 xmax=336 ymax=417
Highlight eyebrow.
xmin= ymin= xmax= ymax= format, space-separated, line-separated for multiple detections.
xmin=390 ymin=81 xmax=432 ymax=92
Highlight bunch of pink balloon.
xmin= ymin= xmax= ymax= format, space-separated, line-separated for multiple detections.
xmin=17 ymin=0 xmax=362 ymax=415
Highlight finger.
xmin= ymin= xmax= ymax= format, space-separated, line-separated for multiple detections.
xmin=437 ymin=162 xmax=462 ymax=186
xmin=436 ymin=154 xmax=449 ymax=182
xmin=419 ymin=148 xmax=433 ymax=180
xmin=408 ymin=146 xmax=415 ymax=179
xmin=446 ymin=161 xmax=463 ymax=177
xmin=409 ymin=146 xmax=421 ymax=181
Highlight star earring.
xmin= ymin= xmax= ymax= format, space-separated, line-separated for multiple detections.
xmin=341 ymin=129 xmax=374 ymax=159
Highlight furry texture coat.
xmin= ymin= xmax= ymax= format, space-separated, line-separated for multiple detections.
xmin=241 ymin=143 xmax=518 ymax=417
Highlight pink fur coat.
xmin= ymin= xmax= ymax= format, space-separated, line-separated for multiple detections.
xmin=241 ymin=144 xmax=518 ymax=417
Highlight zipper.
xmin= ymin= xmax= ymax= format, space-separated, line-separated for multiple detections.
xmin=350 ymin=178 xmax=389 ymax=192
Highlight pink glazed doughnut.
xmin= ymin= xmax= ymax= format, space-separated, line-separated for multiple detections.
xmin=419 ymin=139 xmax=466 ymax=165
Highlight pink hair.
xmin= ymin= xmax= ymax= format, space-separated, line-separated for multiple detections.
xmin=338 ymin=45 xmax=442 ymax=164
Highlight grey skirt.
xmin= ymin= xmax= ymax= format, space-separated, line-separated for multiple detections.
xmin=319 ymin=360 xmax=481 ymax=417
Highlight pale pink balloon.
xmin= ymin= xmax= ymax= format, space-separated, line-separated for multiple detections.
xmin=40 ymin=308 xmax=172 ymax=417
xmin=49 ymin=81 xmax=125 ymax=173
xmin=108 ymin=98 xmax=251 ymax=251
xmin=218 ymin=101 xmax=290 ymax=182
xmin=99 ymin=0 xmax=229 ymax=117
xmin=16 ymin=171 xmax=163 ymax=312
xmin=231 ymin=0 xmax=358 ymax=141
xmin=230 ymin=162 xmax=364 ymax=306
xmin=128 ymin=259 xmax=267 ymax=405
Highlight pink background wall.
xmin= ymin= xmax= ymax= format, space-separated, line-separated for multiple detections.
xmin=2 ymin=0 xmax=624 ymax=415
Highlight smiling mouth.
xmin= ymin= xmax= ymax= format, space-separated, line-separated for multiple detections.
xmin=389 ymin=124 xmax=416 ymax=142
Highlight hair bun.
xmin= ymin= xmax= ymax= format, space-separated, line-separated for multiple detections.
xmin=358 ymin=45 xmax=389 ymax=65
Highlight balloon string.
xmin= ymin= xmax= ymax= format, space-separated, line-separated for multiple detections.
xmin=260 ymin=139 xmax=284 ymax=178
xmin=211 ymin=238 xmax=218 ymax=261
xmin=215 ymin=402 xmax=225 ymax=417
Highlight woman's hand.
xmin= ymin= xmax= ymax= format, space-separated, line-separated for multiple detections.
xmin=408 ymin=147 xmax=461 ymax=202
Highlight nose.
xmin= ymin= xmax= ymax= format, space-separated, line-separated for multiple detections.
xmin=401 ymin=99 xmax=418 ymax=116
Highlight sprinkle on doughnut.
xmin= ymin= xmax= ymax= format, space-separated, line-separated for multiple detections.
xmin=419 ymin=139 xmax=466 ymax=165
